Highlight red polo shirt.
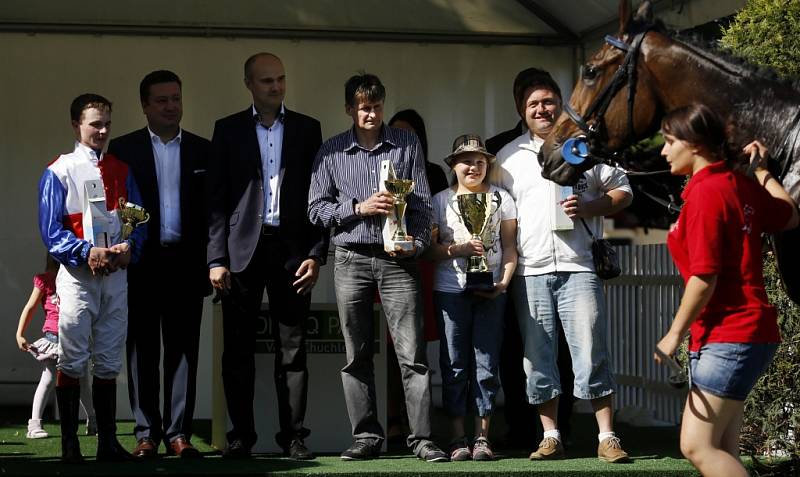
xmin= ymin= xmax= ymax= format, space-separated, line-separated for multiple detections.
xmin=667 ymin=161 xmax=792 ymax=351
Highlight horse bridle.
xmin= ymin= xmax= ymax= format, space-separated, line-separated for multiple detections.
xmin=561 ymin=30 xmax=650 ymax=167
xmin=560 ymin=29 xmax=683 ymax=213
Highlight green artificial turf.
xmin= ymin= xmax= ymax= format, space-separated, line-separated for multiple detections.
xmin=0 ymin=420 xmax=709 ymax=477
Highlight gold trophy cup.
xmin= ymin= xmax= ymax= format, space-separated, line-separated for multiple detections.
xmin=117 ymin=197 xmax=150 ymax=241
xmin=384 ymin=178 xmax=415 ymax=252
xmin=456 ymin=192 xmax=501 ymax=291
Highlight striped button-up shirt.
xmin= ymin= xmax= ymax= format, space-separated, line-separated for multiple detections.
xmin=308 ymin=124 xmax=432 ymax=251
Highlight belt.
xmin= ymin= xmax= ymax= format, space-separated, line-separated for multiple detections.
xmin=261 ymin=225 xmax=280 ymax=236
xmin=160 ymin=241 xmax=181 ymax=248
xmin=340 ymin=243 xmax=388 ymax=256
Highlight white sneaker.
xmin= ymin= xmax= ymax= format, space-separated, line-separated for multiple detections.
xmin=26 ymin=419 xmax=48 ymax=439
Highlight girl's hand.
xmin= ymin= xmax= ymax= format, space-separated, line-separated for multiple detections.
xmin=654 ymin=332 xmax=682 ymax=365
xmin=451 ymin=239 xmax=484 ymax=257
xmin=743 ymin=140 xmax=769 ymax=170
xmin=16 ymin=335 xmax=29 ymax=352
xmin=473 ymin=282 xmax=508 ymax=300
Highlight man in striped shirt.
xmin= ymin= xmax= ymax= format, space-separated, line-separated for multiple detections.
xmin=308 ymin=73 xmax=446 ymax=462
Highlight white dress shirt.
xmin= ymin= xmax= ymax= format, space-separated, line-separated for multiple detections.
xmin=253 ymin=104 xmax=285 ymax=226
xmin=148 ymin=127 xmax=182 ymax=243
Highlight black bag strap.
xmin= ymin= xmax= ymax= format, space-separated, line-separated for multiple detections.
xmin=580 ymin=218 xmax=596 ymax=240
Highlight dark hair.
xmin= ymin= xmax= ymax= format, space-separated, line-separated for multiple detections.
xmin=389 ymin=109 xmax=428 ymax=160
xmin=661 ymin=104 xmax=727 ymax=160
xmin=243 ymin=52 xmax=281 ymax=80
xmin=139 ymin=70 xmax=182 ymax=103
xmin=70 ymin=93 xmax=112 ymax=122
xmin=513 ymin=67 xmax=562 ymax=114
xmin=344 ymin=72 xmax=385 ymax=107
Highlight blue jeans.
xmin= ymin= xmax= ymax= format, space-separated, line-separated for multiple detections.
xmin=690 ymin=342 xmax=778 ymax=401
xmin=333 ymin=245 xmax=433 ymax=455
xmin=434 ymin=291 xmax=505 ymax=417
xmin=511 ymin=272 xmax=615 ymax=404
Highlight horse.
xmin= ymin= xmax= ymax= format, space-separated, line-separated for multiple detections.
xmin=539 ymin=0 xmax=800 ymax=304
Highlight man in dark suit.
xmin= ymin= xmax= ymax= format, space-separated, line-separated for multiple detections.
xmin=108 ymin=70 xmax=211 ymax=459
xmin=207 ymin=52 xmax=328 ymax=460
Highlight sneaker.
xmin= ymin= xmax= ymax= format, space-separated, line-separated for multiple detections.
xmin=26 ymin=419 xmax=48 ymax=439
xmin=529 ymin=437 xmax=565 ymax=460
xmin=472 ymin=436 xmax=494 ymax=461
xmin=418 ymin=442 xmax=448 ymax=462
xmin=341 ymin=440 xmax=380 ymax=461
xmin=449 ymin=438 xmax=471 ymax=461
xmin=598 ymin=436 xmax=630 ymax=463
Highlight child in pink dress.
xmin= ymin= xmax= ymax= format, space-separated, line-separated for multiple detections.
xmin=15 ymin=254 xmax=95 ymax=438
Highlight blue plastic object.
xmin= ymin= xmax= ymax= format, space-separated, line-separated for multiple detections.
xmin=561 ymin=137 xmax=590 ymax=165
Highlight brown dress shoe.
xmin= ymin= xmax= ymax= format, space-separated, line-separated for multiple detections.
xmin=167 ymin=436 xmax=201 ymax=459
xmin=598 ymin=436 xmax=630 ymax=463
xmin=132 ymin=438 xmax=158 ymax=459
xmin=529 ymin=437 xmax=565 ymax=460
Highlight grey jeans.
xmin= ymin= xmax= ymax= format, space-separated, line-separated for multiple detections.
xmin=333 ymin=245 xmax=433 ymax=454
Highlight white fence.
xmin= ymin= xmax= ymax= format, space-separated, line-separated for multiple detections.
xmin=606 ymin=244 xmax=685 ymax=425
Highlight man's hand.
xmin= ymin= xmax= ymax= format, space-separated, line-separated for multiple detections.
xmin=561 ymin=194 xmax=586 ymax=219
xmin=16 ymin=335 xmax=29 ymax=352
xmin=109 ymin=242 xmax=132 ymax=270
xmin=209 ymin=266 xmax=231 ymax=292
xmin=88 ymin=247 xmax=118 ymax=276
xmin=388 ymin=235 xmax=417 ymax=258
xmin=293 ymin=258 xmax=320 ymax=295
xmin=357 ymin=191 xmax=394 ymax=216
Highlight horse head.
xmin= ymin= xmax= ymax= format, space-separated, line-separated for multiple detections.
xmin=541 ymin=0 xmax=664 ymax=185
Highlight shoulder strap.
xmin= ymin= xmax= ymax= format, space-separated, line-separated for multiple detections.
xmin=580 ymin=218 xmax=596 ymax=240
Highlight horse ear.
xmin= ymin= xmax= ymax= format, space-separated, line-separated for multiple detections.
xmin=618 ymin=0 xmax=632 ymax=36
xmin=634 ymin=1 xmax=654 ymax=24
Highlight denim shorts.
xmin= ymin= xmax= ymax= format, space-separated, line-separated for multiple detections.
xmin=689 ymin=342 xmax=778 ymax=401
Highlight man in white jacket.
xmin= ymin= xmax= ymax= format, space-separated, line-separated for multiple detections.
xmin=493 ymin=69 xmax=632 ymax=463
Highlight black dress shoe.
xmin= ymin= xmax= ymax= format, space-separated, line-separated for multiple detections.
xmin=341 ymin=440 xmax=380 ymax=460
xmin=287 ymin=439 xmax=314 ymax=460
xmin=221 ymin=439 xmax=252 ymax=459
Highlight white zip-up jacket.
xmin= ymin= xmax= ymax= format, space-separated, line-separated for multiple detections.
xmin=492 ymin=132 xmax=632 ymax=276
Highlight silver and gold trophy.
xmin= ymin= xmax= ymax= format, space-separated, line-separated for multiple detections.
xmin=117 ymin=197 xmax=150 ymax=240
xmin=456 ymin=192 xmax=501 ymax=291
xmin=384 ymin=178 xmax=415 ymax=251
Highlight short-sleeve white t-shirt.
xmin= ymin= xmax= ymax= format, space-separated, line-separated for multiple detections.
xmin=432 ymin=185 xmax=517 ymax=293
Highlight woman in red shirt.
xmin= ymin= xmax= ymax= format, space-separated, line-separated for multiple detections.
xmin=655 ymin=104 xmax=798 ymax=477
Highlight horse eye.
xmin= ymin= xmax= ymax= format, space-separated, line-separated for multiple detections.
xmin=582 ymin=64 xmax=598 ymax=80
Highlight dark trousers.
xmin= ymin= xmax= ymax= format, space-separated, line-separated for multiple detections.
xmin=126 ymin=244 xmax=204 ymax=444
xmin=221 ymin=231 xmax=310 ymax=448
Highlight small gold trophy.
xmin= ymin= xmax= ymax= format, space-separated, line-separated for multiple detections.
xmin=117 ymin=197 xmax=150 ymax=241
xmin=384 ymin=178 xmax=415 ymax=252
xmin=456 ymin=192 xmax=501 ymax=291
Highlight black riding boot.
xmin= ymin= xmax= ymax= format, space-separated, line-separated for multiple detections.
xmin=93 ymin=378 xmax=136 ymax=462
xmin=56 ymin=373 xmax=84 ymax=464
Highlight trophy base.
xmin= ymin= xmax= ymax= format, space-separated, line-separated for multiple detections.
xmin=386 ymin=240 xmax=415 ymax=253
xmin=465 ymin=271 xmax=495 ymax=292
